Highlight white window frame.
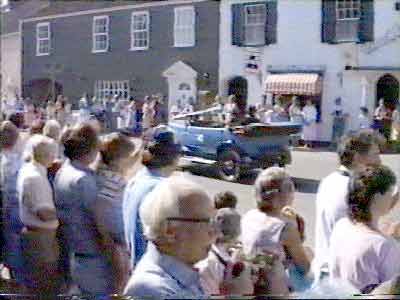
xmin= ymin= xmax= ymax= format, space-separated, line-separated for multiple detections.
xmin=36 ymin=22 xmax=51 ymax=56
xmin=336 ymin=0 xmax=361 ymax=21
xmin=174 ymin=6 xmax=195 ymax=48
xmin=92 ymin=15 xmax=109 ymax=53
xmin=131 ymin=11 xmax=150 ymax=51
xmin=244 ymin=3 xmax=266 ymax=46
xmin=94 ymin=80 xmax=130 ymax=100
xmin=335 ymin=0 xmax=360 ymax=42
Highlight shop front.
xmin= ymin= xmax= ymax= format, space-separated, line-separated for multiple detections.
xmin=264 ymin=73 xmax=323 ymax=120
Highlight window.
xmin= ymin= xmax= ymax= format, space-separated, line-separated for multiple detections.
xmin=336 ymin=0 xmax=360 ymax=42
xmin=93 ymin=16 xmax=109 ymax=53
xmin=244 ymin=4 xmax=266 ymax=46
xmin=174 ymin=6 xmax=195 ymax=47
xmin=36 ymin=22 xmax=51 ymax=56
xmin=131 ymin=11 xmax=149 ymax=50
xmin=94 ymin=80 xmax=130 ymax=100
xmin=336 ymin=0 xmax=360 ymax=20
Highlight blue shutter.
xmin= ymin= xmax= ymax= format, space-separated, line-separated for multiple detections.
xmin=265 ymin=0 xmax=277 ymax=45
xmin=358 ymin=0 xmax=374 ymax=43
xmin=321 ymin=0 xmax=337 ymax=43
xmin=232 ymin=4 xmax=244 ymax=46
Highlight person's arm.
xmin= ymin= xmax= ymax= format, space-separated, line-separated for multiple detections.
xmin=80 ymin=176 xmax=129 ymax=293
xmin=280 ymin=223 xmax=310 ymax=275
xmin=92 ymin=198 xmax=129 ymax=292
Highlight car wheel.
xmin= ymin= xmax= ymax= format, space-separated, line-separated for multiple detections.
xmin=217 ymin=150 xmax=241 ymax=182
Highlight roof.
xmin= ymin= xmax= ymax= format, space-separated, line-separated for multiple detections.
xmin=25 ymin=0 xmax=167 ymax=19
xmin=1 ymin=0 xmax=50 ymax=35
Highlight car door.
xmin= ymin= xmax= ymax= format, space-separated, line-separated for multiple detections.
xmin=186 ymin=125 xmax=225 ymax=159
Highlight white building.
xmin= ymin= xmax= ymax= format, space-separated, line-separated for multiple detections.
xmin=1 ymin=0 xmax=50 ymax=101
xmin=219 ymin=0 xmax=400 ymax=142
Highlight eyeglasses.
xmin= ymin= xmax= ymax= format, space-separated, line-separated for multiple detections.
xmin=262 ymin=180 xmax=295 ymax=194
xmin=166 ymin=217 xmax=215 ymax=227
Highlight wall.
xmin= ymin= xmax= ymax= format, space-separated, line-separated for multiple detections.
xmin=1 ymin=33 xmax=22 ymax=99
xmin=219 ymin=0 xmax=400 ymax=141
xmin=21 ymin=0 xmax=220 ymax=106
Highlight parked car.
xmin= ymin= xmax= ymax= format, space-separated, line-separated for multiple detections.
xmin=168 ymin=107 xmax=302 ymax=182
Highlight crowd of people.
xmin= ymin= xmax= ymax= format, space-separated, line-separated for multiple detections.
xmin=0 ymin=93 xmax=399 ymax=298
xmin=1 ymin=92 xmax=169 ymax=137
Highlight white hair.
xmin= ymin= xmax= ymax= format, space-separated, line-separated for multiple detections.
xmin=254 ymin=167 xmax=291 ymax=201
xmin=140 ymin=176 xmax=210 ymax=241
xmin=24 ymin=134 xmax=58 ymax=163
xmin=43 ymin=119 xmax=61 ymax=141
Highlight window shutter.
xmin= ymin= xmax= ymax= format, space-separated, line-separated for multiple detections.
xmin=265 ymin=0 xmax=277 ymax=45
xmin=232 ymin=4 xmax=244 ymax=46
xmin=321 ymin=0 xmax=337 ymax=43
xmin=358 ymin=0 xmax=374 ymax=43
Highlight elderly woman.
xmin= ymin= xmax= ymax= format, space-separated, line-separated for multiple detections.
xmin=17 ymin=135 xmax=60 ymax=295
xmin=95 ymin=133 xmax=139 ymax=293
xmin=0 ymin=121 xmax=25 ymax=285
xmin=53 ymin=123 xmax=101 ymax=295
xmin=241 ymin=167 xmax=311 ymax=293
xmin=329 ymin=165 xmax=400 ymax=293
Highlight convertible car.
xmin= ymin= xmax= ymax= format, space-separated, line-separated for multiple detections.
xmin=168 ymin=107 xmax=302 ymax=182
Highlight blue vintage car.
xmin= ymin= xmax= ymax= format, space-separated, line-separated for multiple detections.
xmin=168 ymin=107 xmax=302 ymax=181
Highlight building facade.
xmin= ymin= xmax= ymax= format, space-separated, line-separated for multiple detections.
xmin=219 ymin=0 xmax=400 ymax=141
xmin=21 ymin=0 xmax=220 ymax=109
xmin=1 ymin=0 xmax=50 ymax=101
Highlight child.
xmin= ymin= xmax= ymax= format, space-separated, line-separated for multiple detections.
xmin=196 ymin=208 xmax=252 ymax=296
xmin=214 ymin=191 xmax=238 ymax=209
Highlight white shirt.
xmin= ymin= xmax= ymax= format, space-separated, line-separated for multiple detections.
xmin=302 ymin=105 xmax=317 ymax=124
xmin=240 ymin=209 xmax=286 ymax=260
xmin=329 ymin=218 xmax=400 ymax=292
xmin=196 ymin=244 xmax=231 ymax=295
xmin=313 ymin=166 xmax=351 ymax=277
xmin=17 ymin=161 xmax=59 ymax=230
xmin=358 ymin=114 xmax=371 ymax=130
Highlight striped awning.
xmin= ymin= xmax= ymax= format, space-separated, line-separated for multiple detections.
xmin=265 ymin=73 xmax=322 ymax=95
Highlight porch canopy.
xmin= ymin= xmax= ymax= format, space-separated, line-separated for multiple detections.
xmin=265 ymin=73 xmax=322 ymax=95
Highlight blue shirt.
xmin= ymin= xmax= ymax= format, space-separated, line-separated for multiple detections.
xmin=54 ymin=159 xmax=99 ymax=254
xmin=124 ymin=242 xmax=205 ymax=299
xmin=122 ymin=167 xmax=164 ymax=267
xmin=96 ymin=164 xmax=126 ymax=245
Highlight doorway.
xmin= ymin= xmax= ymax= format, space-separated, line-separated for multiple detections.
xmin=228 ymin=76 xmax=248 ymax=112
xmin=376 ymin=74 xmax=399 ymax=110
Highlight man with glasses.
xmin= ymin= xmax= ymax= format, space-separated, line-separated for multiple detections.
xmin=124 ymin=177 xmax=250 ymax=298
